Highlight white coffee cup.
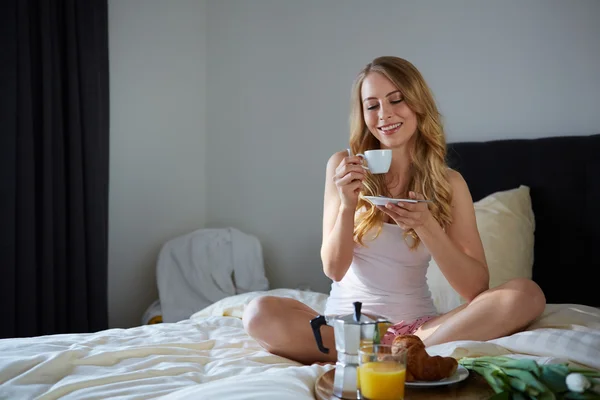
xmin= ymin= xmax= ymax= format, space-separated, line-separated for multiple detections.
xmin=355 ymin=149 xmax=392 ymax=174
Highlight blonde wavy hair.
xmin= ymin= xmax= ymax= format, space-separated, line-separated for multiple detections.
xmin=349 ymin=56 xmax=453 ymax=249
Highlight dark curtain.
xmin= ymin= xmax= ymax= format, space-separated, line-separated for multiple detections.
xmin=0 ymin=0 xmax=109 ymax=338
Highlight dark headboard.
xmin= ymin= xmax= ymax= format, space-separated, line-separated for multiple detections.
xmin=446 ymin=133 xmax=600 ymax=307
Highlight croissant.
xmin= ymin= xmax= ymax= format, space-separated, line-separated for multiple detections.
xmin=391 ymin=334 xmax=458 ymax=382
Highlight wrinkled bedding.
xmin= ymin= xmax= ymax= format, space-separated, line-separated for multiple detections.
xmin=1 ymin=289 xmax=598 ymax=399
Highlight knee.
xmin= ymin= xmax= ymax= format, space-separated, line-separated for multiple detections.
xmin=502 ymin=278 xmax=546 ymax=317
xmin=242 ymin=295 xmax=281 ymax=338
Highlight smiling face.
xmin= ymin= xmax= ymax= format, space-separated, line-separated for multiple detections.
xmin=361 ymin=72 xmax=419 ymax=149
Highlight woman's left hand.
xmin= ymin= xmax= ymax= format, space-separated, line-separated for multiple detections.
xmin=377 ymin=191 xmax=433 ymax=231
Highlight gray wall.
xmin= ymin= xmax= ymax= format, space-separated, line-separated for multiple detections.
xmin=205 ymin=0 xmax=600 ymax=296
xmin=108 ymin=0 xmax=207 ymax=328
xmin=108 ymin=0 xmax=600 ymax=327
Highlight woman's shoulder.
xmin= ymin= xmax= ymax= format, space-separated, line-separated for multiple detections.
xmin=446 ymin=168 xmax=473 ymax=203
xmin=446 ymin=168 xmax=466 ymax=186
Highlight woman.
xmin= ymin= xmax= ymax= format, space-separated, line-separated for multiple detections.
xmin=242 ymin=56 xmax=546 ymax=365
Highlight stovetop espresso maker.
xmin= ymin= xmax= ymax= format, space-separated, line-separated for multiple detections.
xmin=310 ymin=301 xmax=390 ymax=400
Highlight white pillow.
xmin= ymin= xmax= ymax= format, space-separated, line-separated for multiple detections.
xmin=427 ymin=185 xmax=535 ymax=313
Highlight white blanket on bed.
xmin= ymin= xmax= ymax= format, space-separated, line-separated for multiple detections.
xmin=0 ymin=289 xmax=598 ymax=399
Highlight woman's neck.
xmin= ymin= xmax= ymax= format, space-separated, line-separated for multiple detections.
xmin=381 ymin=145 xmax=412 ymax=197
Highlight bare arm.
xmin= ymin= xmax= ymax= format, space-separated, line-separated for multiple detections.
xmin=377 ymin=169 xmax=488 ymax=301
xmin=320 ymin=151 xmax=366 ymax=281
xmin=415 ymin=170 xmax=488 ymax=301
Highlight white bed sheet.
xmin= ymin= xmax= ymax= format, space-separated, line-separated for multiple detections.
xmin=0 ymin=289 xmax=598 ymax=399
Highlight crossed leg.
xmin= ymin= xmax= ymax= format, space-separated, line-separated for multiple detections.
xmin=243 ymin=296 xmax=337 ymax=364
xmin=243 ymin=278 xmax=546 ymax=365
xmin=416 ymin=278 xmax=546 ymax=346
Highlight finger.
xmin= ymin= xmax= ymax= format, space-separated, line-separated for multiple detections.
xmin=399 ymin=198 xmax=430 ymax=212
xmin=409 ymin=191 xmax=425 ymax=200
xmin=385 ymin=203 xmax=411 ymax=217
xmin=378 ymin=205 xmax=410 ymax=221
xmin=344 ymin=156 xmax=366 ymax=166
xmin=337 ymin=171 xmax=364 ymax=186
xmin=350 ymin=181 xmax=364 ymax=194
xmin=334 ymin=169 xmax=363 ymax=183
xmin=342 ymin=164 xmax=367 ymax=176
xmin=336 ymin=161 xmax=366 ymax=177
xmin=377 ymin=207 xmax=409 ymax=229
xmin=377 ymin=203 xmax=400 ymax=217
xmin=380 ymin=209 xmax=411 ymax=224
xmin=396 ymin=201 xmax=416 ymax=211
xmin=408 ymin=192 xmax=430 ymax=208
xmin=348 ymin=178 xmax=364 ymax=189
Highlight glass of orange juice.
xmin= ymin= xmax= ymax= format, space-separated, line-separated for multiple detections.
xmin=358 ymin=344 xmax=407 ymax=400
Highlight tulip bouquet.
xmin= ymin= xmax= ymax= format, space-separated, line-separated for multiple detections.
xmin=459 ymin=356 xmax=600 ymax=399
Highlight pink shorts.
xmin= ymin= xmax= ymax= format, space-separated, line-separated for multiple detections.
xmin=381 ymin=315 xmax=437 ymax=345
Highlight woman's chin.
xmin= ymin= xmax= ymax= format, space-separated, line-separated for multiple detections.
xmin=379 ymin=136 xmax=413 ymax=149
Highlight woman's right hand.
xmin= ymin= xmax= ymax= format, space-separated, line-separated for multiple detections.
xmin=333 ymin=155 xmax=367 ymax=209
xmin=321 ymin=152 xmax=364 ymax=281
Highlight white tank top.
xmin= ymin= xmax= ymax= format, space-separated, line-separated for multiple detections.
xmin=324 ymin=221 xmax=438 ymax=323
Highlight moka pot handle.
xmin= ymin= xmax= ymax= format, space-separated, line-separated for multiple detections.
xmin=309 ymin=315 xmax=329 ymax=354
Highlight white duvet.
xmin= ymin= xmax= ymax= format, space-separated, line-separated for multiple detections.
xmin=1 ymin=289 xmax=599 ymax=399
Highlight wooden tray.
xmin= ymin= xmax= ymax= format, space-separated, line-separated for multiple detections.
xmin=315 ymin=368 xmax=495 ymax=400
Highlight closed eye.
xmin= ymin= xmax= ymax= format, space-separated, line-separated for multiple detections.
xmin=365 ymin=98 xmax=403 ymax=111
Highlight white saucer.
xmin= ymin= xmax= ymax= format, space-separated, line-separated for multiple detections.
xmin=405 ymin=365 xmax=470 ymax=388
xmin=363 ymin=196 xmax=433 ymax=206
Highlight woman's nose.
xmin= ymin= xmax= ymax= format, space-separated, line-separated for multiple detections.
xmin=378 ymin=104 xmax=392 ymax=120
